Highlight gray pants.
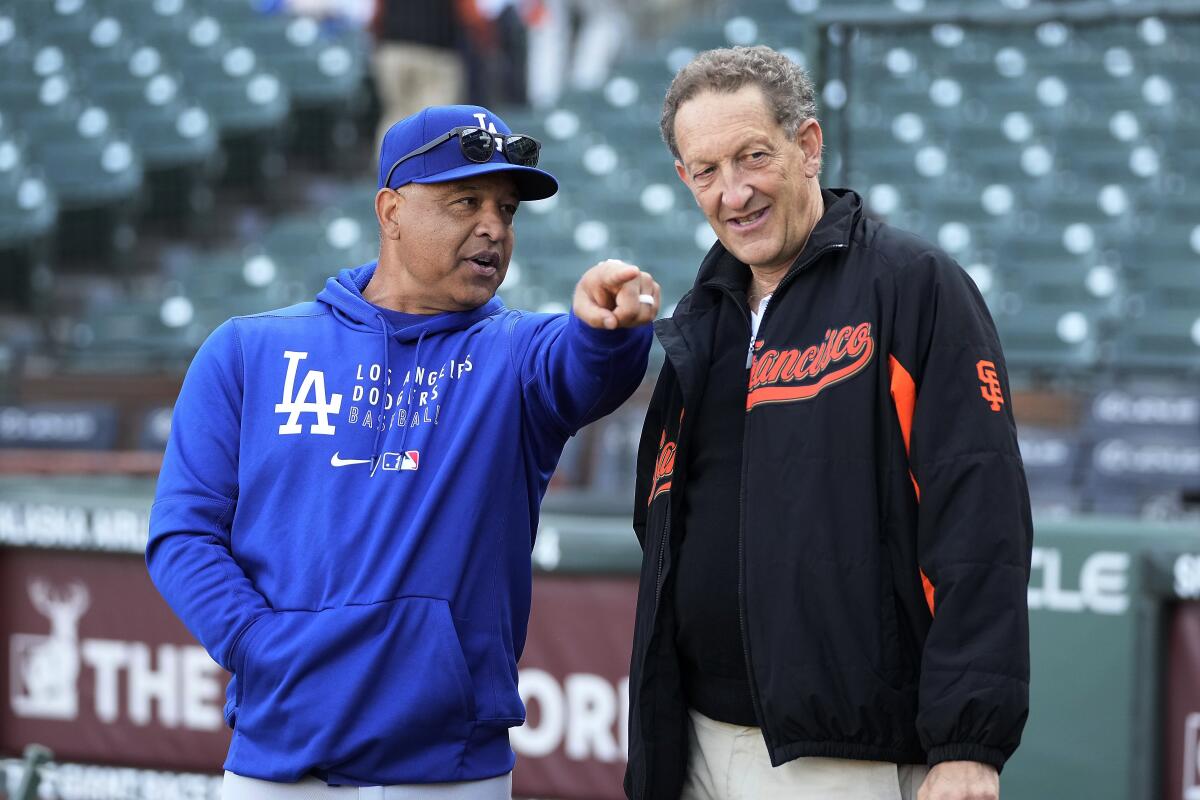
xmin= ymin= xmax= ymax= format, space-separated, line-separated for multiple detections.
xmin=222 ymin=771 xmax=511 ymax=800
xmin=682 ymin=709 xmax=928 ymax=800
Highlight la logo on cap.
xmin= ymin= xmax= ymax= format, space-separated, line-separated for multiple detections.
xmin=472 ymin=112 xmax=498 ymax=134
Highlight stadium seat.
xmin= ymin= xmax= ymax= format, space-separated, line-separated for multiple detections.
xmin=253 ymin=208 xmax=378 ymax=292
xmin=61 ymin=28 xmax=217 ymax=178
xmin=991 ymin=300 xmax=1101 ymax=371
xmin=61 ymin=299 xmax=199 ymax=373
xmin=0 ymin=47 xmax=143 ymax=213
xmin=1111 ymin=310 xmax=1200 ymax=372
xmin=197 ymin=0 xmax=364 ymax=109
xmin=168 ymin=249 xmax=311 ymax=322
xmin=112 ymin=3 xmax=291 ymax=139
xmin=0 ymin=123 xmax=58 ymax=249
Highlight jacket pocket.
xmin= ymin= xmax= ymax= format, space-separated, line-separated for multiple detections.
xmin=231 ymin=596 xmax=476 ymax=780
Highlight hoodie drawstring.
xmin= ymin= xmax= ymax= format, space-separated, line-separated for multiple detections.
xmin=371 ymin=315 xmax=426 ymax=466
xmin=397 ymin=329 xmax=426 ymax=462
xmin=371 ymin=314 xmax=390 ymax=463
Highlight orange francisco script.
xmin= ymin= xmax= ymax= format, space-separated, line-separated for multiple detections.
xmin=747 ymin=322 xmax=875 ymax=410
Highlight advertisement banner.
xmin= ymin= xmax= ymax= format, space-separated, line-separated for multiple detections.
xmin=512 ymin=575 xmax=637 ymax=800
xmin=2 ymin=547 xmax=640 ymax=799
xmin=0 ymin=548 xmax=232 ymax=771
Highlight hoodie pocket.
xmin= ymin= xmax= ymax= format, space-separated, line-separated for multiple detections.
xmin=232 ymin=596 xmax=476 ymax=776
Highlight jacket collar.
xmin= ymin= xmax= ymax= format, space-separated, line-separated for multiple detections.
xmin=655 ymin=188 xmax=863 ymax=401
xmin=687 ymin=187 xmax=862 ymax=307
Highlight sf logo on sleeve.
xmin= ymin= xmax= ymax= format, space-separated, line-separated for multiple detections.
xmin=977 ymin=360 xmax=1004 ymax=412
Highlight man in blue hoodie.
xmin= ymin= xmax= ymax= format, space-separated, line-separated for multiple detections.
xmin=147 ymin=104 xmax=658 ymax=799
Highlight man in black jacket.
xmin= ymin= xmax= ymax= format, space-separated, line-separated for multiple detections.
xmin=625 ymin=46 xmax=1033 ymax=800
xmin=371 ymin=1 xmax=465 ymax=152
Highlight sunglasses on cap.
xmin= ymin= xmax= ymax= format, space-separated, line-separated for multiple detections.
xmin=383 ymin=126 xmax=543 ymax=190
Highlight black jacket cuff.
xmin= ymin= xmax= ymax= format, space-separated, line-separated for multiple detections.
xmin=927 ymin=743 xmax=1008 ymax=772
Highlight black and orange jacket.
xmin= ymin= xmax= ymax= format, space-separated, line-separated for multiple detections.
xmin=624 ymin=188 xmax=1033 ymax=799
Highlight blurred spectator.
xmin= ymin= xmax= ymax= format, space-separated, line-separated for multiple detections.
xmin=526 ymin=0 xmax=633 ymax=107
xmin=458 ymin=0 xmax=533 ymax=108
xmin=370 ymin=1 xmax=466 ymax=153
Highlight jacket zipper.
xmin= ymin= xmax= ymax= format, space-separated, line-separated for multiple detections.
xmin=640 ymin=242 xmax=847 ymax=795
xmin=733 ymin=241 xmax=848 ymax=754
xmin=640 ymin=505 xmax=671 ymax=799
xmin=643 ymin=357 xmax=685 ymax=799
xmin=653 ymin=507 xmax=671 ymax=607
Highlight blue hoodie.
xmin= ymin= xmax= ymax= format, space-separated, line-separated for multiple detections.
xmin=147 ymin=262 xmax=650 ymax=785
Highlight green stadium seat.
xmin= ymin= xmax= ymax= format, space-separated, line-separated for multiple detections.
xmin=325 ymin=179 xmax=381 ymax=218
xmin=0 ymin=134 xmax=58 ymax=248
xmin=95 ymin=0 xmax=195 ymax=39
xmin=25 ymin=11 xmax=222 ymax=174
xmin=613 ymin=216 xmax=706 ymax=304
xmin=1145 ymin=190 xmax=1200 ymax=228
xmin=167 ymin=249 xmax=311 ymax=322
xmin=611 ymin=53 xmax=674 ymax=106
xmin=670 ymin=19 xmax=745 ymax=54
xmin=0 ymin=41 xmax=144 ymax=211
xmin=1115 ymin=225 xmax=1197 ymax=286
xmin=510 ymin=216 xmax=603 ymax=298
xmin=11 ymin=0 xmax=98 ymax=40
xmin=27 ymin=109 xmax=143 ymax=210
xmin=85 ymin=56 xmax=218 ymax=170
xmin=62 ymin=299 xmax=199 ymax=373
xmin=114 ymin=3 xmax=290 ymax=138
xmin=992 ymin=301 xmax=1101 ymax=371
xmin=1111 ymin=311 xmax=1200 ymax=373
xmin=257 ymin=208 xmax=378 ymax=289
xmin=196 ymin=1 xmax=364 ymax=109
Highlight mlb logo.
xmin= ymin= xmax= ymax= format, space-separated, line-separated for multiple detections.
xmin=377 ymin=450 xmax=419 ymax=472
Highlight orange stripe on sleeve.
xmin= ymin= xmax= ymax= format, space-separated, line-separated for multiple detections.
xmin=888 ymin=354 xmax=916 ymax=454
xmin=889 ymin=354 xmax=935 ymax=617
xmin=888 ymin=354 xmax=920 ymax=502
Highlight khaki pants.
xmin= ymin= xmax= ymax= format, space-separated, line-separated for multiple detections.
xmin=222 ymin=771 xmax=511 ymax=800
xmin=371 ymin=42 xmax=465 ymax=156
xmin=682 ymin=710 xmax=928 ymax=800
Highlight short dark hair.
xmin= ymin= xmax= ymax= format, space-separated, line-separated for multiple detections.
xmin=661 ymin=45 xmax=818 ymax=159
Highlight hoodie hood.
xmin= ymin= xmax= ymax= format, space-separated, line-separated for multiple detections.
xmin=316 ymin=261 xmax=507 ymax=462
xmin=317 ymin=261 xmax=504 ymax=341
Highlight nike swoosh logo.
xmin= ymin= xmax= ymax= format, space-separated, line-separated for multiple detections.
xmin=330 ymin=452 xmax=370 ymax=467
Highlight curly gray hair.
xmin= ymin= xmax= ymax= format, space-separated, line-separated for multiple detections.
xmin=660 ymin=45 xmax=818 ymax=159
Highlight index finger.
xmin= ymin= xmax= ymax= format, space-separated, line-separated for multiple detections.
xmin=594 ymin=259 xmax=642 ymax=290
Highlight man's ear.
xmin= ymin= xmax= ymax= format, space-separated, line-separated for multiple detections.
xmin=674 ymin=159 xmax=690 ymax=185
xmin=375 ymin=188 xmax=405 ymax=240
xmin=675 ymin=160 xmax=701 ymax=206
xmin=796 ymin=118 xmax=823 ymax=178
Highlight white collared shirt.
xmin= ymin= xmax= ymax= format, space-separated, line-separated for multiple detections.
xmin=748 ymin=294 xmax=772 ymax=367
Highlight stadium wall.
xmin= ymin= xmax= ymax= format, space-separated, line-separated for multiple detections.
xmin=2 ymin=476 xmax=1199 ymax=799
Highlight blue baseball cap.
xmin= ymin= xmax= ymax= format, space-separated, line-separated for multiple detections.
xmin=377 ymin=105 xmax=558 ymax=201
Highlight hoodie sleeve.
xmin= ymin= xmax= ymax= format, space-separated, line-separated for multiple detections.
xmin=888 ymin=251 xmax=1033 ymax=771
xmin=510 ymin=311 xmax=652 ymax=444
xmin=146 ymin=320 xmax=271 ymax=672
